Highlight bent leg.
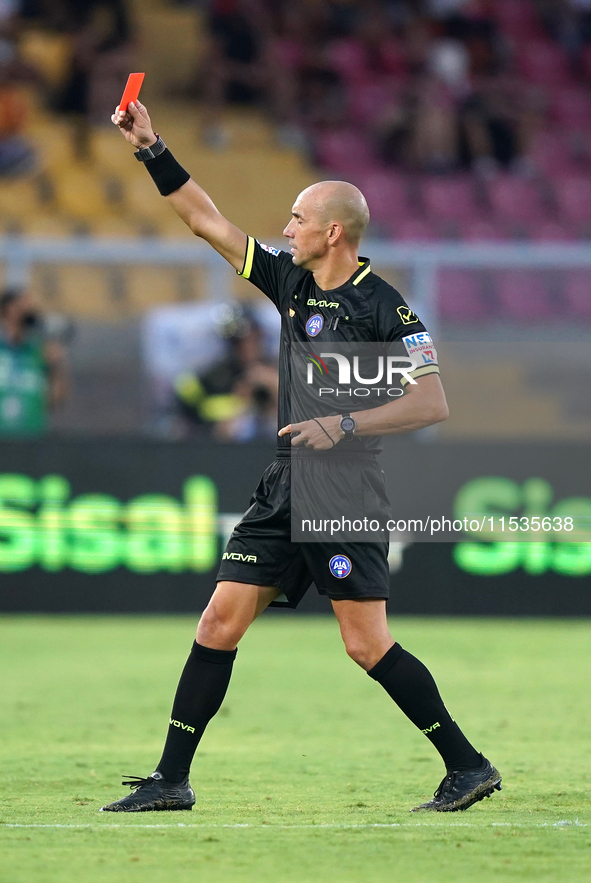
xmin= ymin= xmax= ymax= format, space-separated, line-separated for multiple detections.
xmin=331 ymin=598 xmax=394 ymax=670
xmin=156 ymin=582 xmax=279 ymax=782
xmin=332 ymin=598 xmax=481 ymax=772
xmin=197 ymin=581 xmax=280 ymax=649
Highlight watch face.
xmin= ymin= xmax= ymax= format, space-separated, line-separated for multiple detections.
xmin=341 ymin=416 xmax=355 ymax=432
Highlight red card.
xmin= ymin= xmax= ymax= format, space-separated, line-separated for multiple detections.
xmin=119 ymin=73 xmax=145 ymax=112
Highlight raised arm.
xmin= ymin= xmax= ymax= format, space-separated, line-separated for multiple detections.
xmin=112 ymin=101 xmax=247 ymax=271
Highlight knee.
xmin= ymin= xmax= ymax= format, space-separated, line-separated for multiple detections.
xmin=342 ymin=633 xmax=394 ymax=672
xmin=197 ymin=600 xmax=245 ymax=650
xmin=343 ymin=637 xmax=374 ymax=671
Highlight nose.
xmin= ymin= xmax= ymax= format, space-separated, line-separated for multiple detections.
xmin=283 ymin=221 xmax=293 ymax=238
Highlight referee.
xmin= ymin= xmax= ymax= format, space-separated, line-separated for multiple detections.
xmin=101 ymin=99 xmax=501 ymax=814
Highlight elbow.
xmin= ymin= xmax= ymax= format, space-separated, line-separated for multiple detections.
xmin=423 ymin=400 xmax=449 ymax=427
xmin=188 ymin=217 xmax=205 ymax=238
xmin=435 ymin=401 xmax=450 ymax=424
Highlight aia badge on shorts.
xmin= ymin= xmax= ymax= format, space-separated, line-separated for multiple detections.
xmin=329 ymin=555 xmax=352 ymax=578
xmin=306 ymin=313 xmax=324 ymax=337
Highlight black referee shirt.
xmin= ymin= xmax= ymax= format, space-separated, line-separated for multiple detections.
xmin=238 ymin=237 xmax=440 ymax=453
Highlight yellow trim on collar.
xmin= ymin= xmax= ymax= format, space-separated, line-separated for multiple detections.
xmin=352 ymin=264 xmax=371 ymax=286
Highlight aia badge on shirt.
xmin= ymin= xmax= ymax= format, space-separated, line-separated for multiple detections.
xmin=329 ymin=555 xmax=352 ymax=578
xmin=306 ymin=313 xmax=324 ymax=337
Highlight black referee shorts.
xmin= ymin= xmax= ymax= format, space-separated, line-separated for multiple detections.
xmin=216 ymin=455 xmax=390 ymax=609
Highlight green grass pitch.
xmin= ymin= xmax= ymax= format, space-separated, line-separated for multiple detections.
xmin=0 ymin=614 xmax=590 ymax=883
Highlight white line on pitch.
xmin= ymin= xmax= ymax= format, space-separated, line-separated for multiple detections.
xmin=1 ymin=821 xmax=587 ymax=830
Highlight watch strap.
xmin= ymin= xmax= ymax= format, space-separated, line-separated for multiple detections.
xmin=134 ymin=134 xmax=166 ymax=162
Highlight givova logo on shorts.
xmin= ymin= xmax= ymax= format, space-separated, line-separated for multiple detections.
xmin=329 ymin=555 xmax=352 ymax=578
xmin=222 ymin=552 xmax=258 ymax=563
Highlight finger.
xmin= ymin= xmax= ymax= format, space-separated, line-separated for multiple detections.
xmin=278 ymin=424 xmax=292 ymax=437
xmin=130 ymin=100 xmax=149 ymax=121
xmin=290 ymin=432 xmax=306 ymax=446
xmin=127 ymin=101 xmax=143 ymax=119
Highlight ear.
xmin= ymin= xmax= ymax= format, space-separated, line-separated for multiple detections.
xmin=327 ymin=222 xmax=344 ymax=245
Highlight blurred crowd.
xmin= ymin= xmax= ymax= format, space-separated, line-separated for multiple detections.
xmin=198 ymin=0 xmax=591 ymax=175
xmin=0 ymin=0 xmax=133 ymax=165
xmin=0 ymin=0 xmax=589 ymax=439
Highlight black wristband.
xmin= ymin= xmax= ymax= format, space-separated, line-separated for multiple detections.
xmin=144 ymin=148 xmax=190 ymax=196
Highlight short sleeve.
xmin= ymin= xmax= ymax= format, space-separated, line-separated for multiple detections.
xmin=375 ymin=289 xmax=440 ymax=386
xmin=238 ymin=236 xmax=306 ymax=310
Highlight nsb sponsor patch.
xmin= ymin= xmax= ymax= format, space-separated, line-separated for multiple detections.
xmin=260 ymin=243 xmax=280 ymax=256
xmin=402 ymin=331 xmax=438 ymax=365
xmin=329 ymin=555 xmax=352 ymax=578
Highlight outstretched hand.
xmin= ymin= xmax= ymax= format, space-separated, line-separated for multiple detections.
xmin=111 ymin=100 xmax=157 ymax=149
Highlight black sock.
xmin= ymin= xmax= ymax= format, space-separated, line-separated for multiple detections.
xmin=368 ymin=643 xmax=482 ymax=772
xmin=156 ymin=641 xmax=237 ymax=783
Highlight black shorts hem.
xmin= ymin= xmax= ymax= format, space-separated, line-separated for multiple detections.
xmin=215 ymin=574 xmax=281 ymax=589
xmin=216 ymin=565 xmax=313 ymax=610
xmin=317 ymin=587 xmax=390 ymax=601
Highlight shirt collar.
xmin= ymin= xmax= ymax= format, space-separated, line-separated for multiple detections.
xmin=350 ymin=257 xmax=371 ymax=287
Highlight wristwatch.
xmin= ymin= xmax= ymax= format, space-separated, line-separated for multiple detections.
xmin=134 ymin=134 xmax=166 ymax=162
xmin=339 ymin=413 xmax=356 ymax=441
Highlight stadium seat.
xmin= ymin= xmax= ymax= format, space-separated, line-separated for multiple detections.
xmin=494 ymin=270 xmax=556 ymax=320
xmin=272 ymin=37 xmax=304 ymax=73
xmin=421 ymin=175 xmax=480 ymax=223
xmin=554 ymin=175 xmax=591 ymax=225
xmin=42 ymin=265 xmax=124 ymax=320
xmin=580 ymin=43 xmax=591 ymax=80
xmin=438 ymin=269 xmax=489 ymax=322
xmin=19 ymin=29 xmax=71 ymax=88
xmin=92 ymin=216 xmax=151 ymax=239
xmin=551 ymin=88 xmax=591 ymax=130
xmin=487 ymin=175 xmax=548 ymax=224
xmin=529 ymin=220 xmax=574 ymax=242
xmin=53 ymin=167 xmax=111 ymax=221
xmin=0 ymin=177 xmax=45 ymax=219
xmin=392 ymin=218 xmax=437 ymax=241
xmin=15 ymin=212 xmax=73 ymax=238
xmin=325 ymin=38 xmax=368 ymax=84
xmin=562 ymin=270 xmax=591 ymax=319
xmin=315 ymin=128 xmax=377 ymax=174
xmin=492 ymin=0 xmax=544 ymax=41
xmin=126 ymin=266 xmax=196 ymax=310
xmin=354 ymin=170 xmax=408 ymax=225
xmin=517 ymin=40 xmax=571 ymax=86
xmin=347 ymin=79 xmax=401 ymax=125
xmin=459 ymin=219 xmax=508 ymax=241
xmin=528 ymin=129 xmax=575 ymax=176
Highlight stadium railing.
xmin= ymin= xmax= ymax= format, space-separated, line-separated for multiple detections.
xmin=3 ymin=238 xmax=591 ymax=332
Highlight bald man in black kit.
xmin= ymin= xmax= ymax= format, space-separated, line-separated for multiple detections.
xmin=100 ymin=98 xmax=501 ymax=815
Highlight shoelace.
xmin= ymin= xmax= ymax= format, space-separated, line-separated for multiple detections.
xmin=121 ymin=775 xmax=154 ymax=790
xmin=433 ymin=771 xmax=457 ymax=798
